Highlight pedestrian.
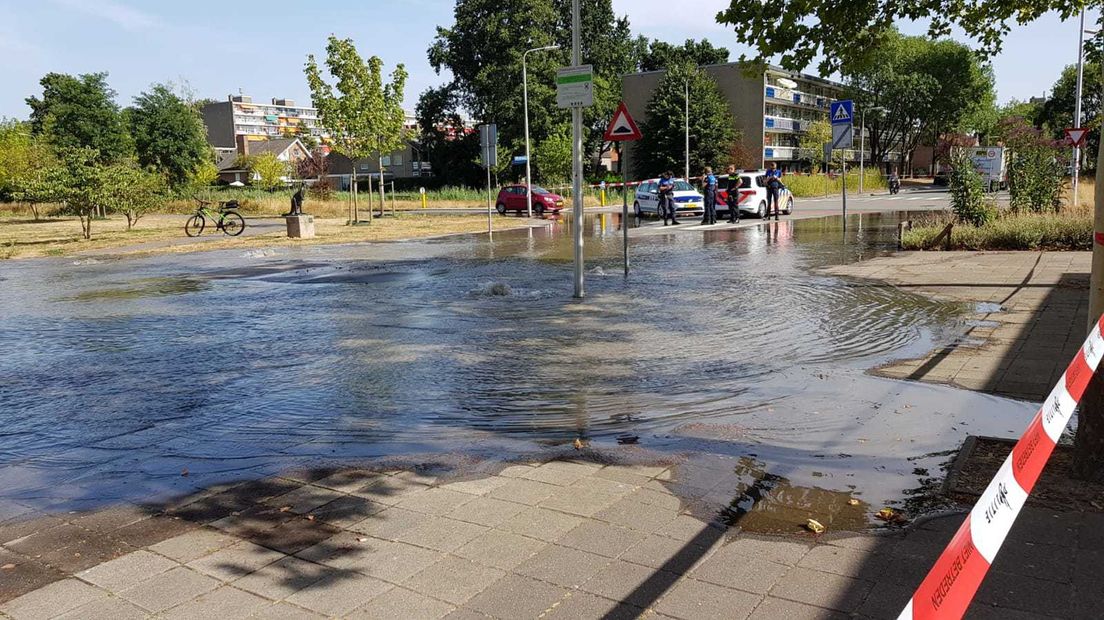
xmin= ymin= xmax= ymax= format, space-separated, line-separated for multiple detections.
xmin=765 ymin=162 xmax=783 ymax=220
xmin=658 ymin=171 xmax=678 ymax=225
xmin=701 ymin=167 xmax=718 ymax=225
xmin=725 ymin=165 xmax=741 ymax=223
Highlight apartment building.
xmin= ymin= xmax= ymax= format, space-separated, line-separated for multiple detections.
xmin=621 ymin=63 xmax=893 ymax=175
xmin=201 ymin=95 xmax=330 ymax=151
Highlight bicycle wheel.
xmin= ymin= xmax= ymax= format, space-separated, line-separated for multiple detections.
xmin=185 ymin=215 xmax=205 ymax=237
xmin=220 ymin=211 xmax=246 ymax=236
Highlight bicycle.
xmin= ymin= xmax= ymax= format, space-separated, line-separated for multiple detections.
xmin=185 ymin=199 xmax=246 ymax=237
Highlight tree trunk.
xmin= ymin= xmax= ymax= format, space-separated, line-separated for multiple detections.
xmin=378 ymin=156 xmax=386 ymax=219
xmin=1076 ymin=86 xmax=1104 ymax=482
xmin=352 ymin=175 xmax=359 ymax=224
xmin=29 ymin=203 xmax=40 ymax=221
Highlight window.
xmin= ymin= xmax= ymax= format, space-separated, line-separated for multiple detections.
xmin=381 ymin=156 xmax=391 ymax=166
xmin=391 ymin=154 xmax=403 ymax=166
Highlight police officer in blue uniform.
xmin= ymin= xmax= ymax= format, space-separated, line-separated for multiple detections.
xmin=700 ymin=167 xmax=718 ymax=225
xmin=658 ymin=172 xmax=678 ymax=225
xmin=765 ymin=163 xmax=783 ymax=221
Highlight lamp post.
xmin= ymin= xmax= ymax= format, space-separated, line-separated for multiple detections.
xmin=859 ymin=105 xmax=885 ymax=195
xmin=523 ymin=44 xmax=561 ymax=218
xmin=684 ymin=80 xmax=690 ymax=180
xmin=1073 ymin=9 xmax=1087 ymax=209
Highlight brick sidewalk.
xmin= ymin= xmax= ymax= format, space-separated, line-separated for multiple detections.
xmin=2 ymin=459 xmax=1101 ymax=619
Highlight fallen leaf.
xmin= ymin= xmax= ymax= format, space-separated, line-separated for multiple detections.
xmin=848 ymin=499 xmax=860 ymax=506
xmin=181 ymin=468 xmax=189 ymax=477
xmin=805 ymin=519 xmax=826 ymax=534
xmin=1 ymin=563 xmax=16 ymax=570
xmin=573 ymin=438 xmax=587 ymax=450
xmin=356 ymin=537 xmax=369 ymax=542
xmin=305 ymin=515 xmax=315 ymax=521
xmin=278 ymin=506 xmax=292 ymax=513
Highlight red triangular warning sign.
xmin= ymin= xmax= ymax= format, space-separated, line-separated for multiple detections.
xmin=1065 ymin=127 xmax=1089 ymax=147
xmin=604 ymin=102 xmax=642 ymax=142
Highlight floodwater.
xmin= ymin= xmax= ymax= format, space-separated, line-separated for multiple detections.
xmin=0 ymin=213 xmax=1036 ymax=530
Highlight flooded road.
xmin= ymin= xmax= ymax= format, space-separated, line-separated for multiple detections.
xmin=0 ymin=213 xmax=1036 ymax=530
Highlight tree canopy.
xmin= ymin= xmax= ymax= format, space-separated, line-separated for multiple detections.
xmin=636 ymin=38 xmax=730 ymax=72
xmin=1038 ymin=62 xmax=1101 ymax=171
xmin=128 ymin=83 xmax=210 ymax=189
xmin=716 ymin=0 xmax=1091 ymax=76
xmin=26 ymin=72 xmax=132 ymax=163
xmin=636 ymin=64 xmax=737 ymax=178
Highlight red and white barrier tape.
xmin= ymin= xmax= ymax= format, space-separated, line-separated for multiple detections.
xmin=898 ymin=314 xmax=1104 ymax=619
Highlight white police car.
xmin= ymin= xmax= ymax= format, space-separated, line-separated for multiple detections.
xmin=717 ymin=172 xmax=794 ymax=218
xmin=633 ymin=178 xmax=704 ymax=218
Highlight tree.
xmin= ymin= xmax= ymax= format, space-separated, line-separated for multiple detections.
xmin=1038 ymin=62 xmax=1101 ymax=172
xmin=842 ymin=30 xmax=995 ymax=171
xmin=190 ymin=159 xmax=219 ymax=189
xmin=246 ymin=153 xmax=290 ymax=191
xmin=799 ymin=119 xmax=832 ymax=172
xmin=636 ymin=38 xmax=730 ymax=72
xmin=533 ymin=125 xmax=573 ymax=182
xmin=127 ymin=83 xmax=210 ymax=189
xmin=999 ymin=117 xmax=1066 ymax=213
xmin=636 ymin=63 xmax=737 ymax=178
xmin=415 ymin=86 xmax=484 ymax=187
xmin=0 ymin=121 xmax=59 ymax=220
xmin=106 ymin=162 xmax=168 ymax=230
xmin=306 ymin=36 xmax=408 ymax=223
xmin=52 ymin=148 xmax=112 ymax=240
xmin=947 ymin=148 xmax=995 ymax=226
xmin=716 ymin=0 xmax=1084 ymax=76
xmin=25 ymin=72 xmax=131 ymax=163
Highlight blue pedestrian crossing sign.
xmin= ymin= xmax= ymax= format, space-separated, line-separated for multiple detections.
xmin=830 ymin=100 xmax=853 ymax=125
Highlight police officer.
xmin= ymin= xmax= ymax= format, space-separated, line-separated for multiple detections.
xmin=658 ymin=171 xmax=678 ymax=225
xmin=765 ymin=162 xmax=783 ymax=221
xmin=701 ymin=167 xmax=718 ymax=225
xmin=725 ymin=165 xmax=741 ymax=223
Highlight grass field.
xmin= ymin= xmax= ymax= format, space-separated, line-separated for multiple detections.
xmin=0 ymin=213 xmax=542 ymax=260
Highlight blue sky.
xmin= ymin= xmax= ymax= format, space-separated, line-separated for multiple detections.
xmin=0 ymin=0 xmax=1095 ymax=119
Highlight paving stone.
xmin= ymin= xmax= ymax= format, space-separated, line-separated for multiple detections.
xmin=149 ymin=528 xmax=240 ymax=563
xmin=514 ymin=545 xmax=610 ymax=589
xmin=987 ymin=539 xmax=1072 ymax=583
xmin=1080 ymin=513 xmax=1104 ymax=550
xmin=110 ymin=515 xmax=196 ymax=548
xmin=570 ymin=475 xmax=639 ymax=497
xmin=246 ymin=518 xmax=341 ymax=555
xmin=974 ymin=568 xmax=1073 ymax=617
xmin=69 ymin=504 xmax=152 ymax=534
xmin=593 ymin=466 xmax=654 ymax=486
xmin=454 ymin=530 xmax=547 ymax=570
xmin=438 ymin=476 xmax=511 ymax=497
xmin=595 ymin=498 xmax=678 ymax=534
xmin=579 ymin=559 xmax=673 ymax=608
xmin=653 ymin=577 xmax=761 ymax=620
xmin=36 ymin=532 xmax=134 ymax=573
xmin=348 ymin=507 xmax=431 ymax=541
xmin=231 ymin=555 xmax=331 ymax=600
xmin=170 ymin=492 xmax=257 ymax=524
xmin=557 ymin=522 xmax=647 ymax=558
xmin=307 ymin=496 xmax=385 ymax=529
xmin=297 ymin=533 xmax=442 ymax=584
xmin=486 ymin=479 xmax=560 ymax=506
xmin=539 ymin=486 xmax=623 ymax=518
xmin=312 ymin=470 xmax=388 ymax=494
xmin=117 ymin=567 xmax=220 ymax=613
xmin=228 ymin=478 xmax=304 ymax=504
xmin=653 ymin=514 xmax=726 ymax=543
xmin=396 ymin=517 xmax=488 ymax=553
xmin=749 ymin=596 xmax=848 ymax=620
xmin=541 ymin=591 xmax=643 ymax=620
xmin=498 ymin=507 xmax=582 ymax=542
xmin=797 ymin=544 xmax=889 ymax=580
xmin=442 ymin=608 xmax=497 ymax=620
xmin=351 ymin=477 xmax=429 ymax=506
xmin=402 ymin=556 xmax=505 ymax=605
xmin=621 ymin=534 xmax=718 ymax=574
xmin=77 ymin=549 xmax=179 ymax=592
xmin=1006 ymin=508 xmax=1080 ymax=548
xmin=0 ymin=578 xmax=106 ymax=620
xmin=963 ymin=602 xmax=1055 ymax=620
xmin=4 ymin=523 xmax=93 ymax=556
xmin=689 ymin=550 xmax=790 ymax=595
xmin=186 ymin=541 xmax=286 ymax=582
xmin=393 ymin=470 xmax=442 ymax=487
xmin=346 ymin=586 xmax=455 ymax=620
xmin=267 ymin=486 xmax=346 ymax=515
xmin=396 ymin=488 xmax=475 ymax=516
xmin=719 ymin=536 xmax=811 ymax=566
xmin=769 ymin=567 xmax=873 ymax=613
xmin=0 ymin=548 xmax=65 ymax=605
xmin=853 ymin=581 xmax=914 ymax=619
xmin=625 ymin=488 xmax=683 ymax=512
xmin=283 ymin=573 xmax=393 ymax=616
xmin=446 ymin=497 xmax=526 ymax=528
xmin=246 ymin=601 xmax=326 ymax=619
xmin=465 ymin=574 xmax=567 ymax=618
xmin=161 ymin=585 xmax=271 ymax=620
xmin=518 ymin=463 xmax=593 ymax=487
xmin=52 ymin=595 xmax=148 ymax=620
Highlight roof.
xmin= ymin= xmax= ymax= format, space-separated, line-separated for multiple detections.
xmin=215 ymin=151 xmax=240 ymax=172
xmin=248 ymin=138 xmax=303 ymax=157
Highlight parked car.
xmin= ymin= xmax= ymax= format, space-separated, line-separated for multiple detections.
xmin=633 ymin=179 xmax=705 ymax=218
xmin=496 ymin=185 xmax=566 ymax=215
xmin=716 ymin=172 xmax=794 ymax=218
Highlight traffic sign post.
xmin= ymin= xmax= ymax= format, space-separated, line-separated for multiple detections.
xmin=830 ymin=100 xmax=854 ymax=233
xmin=1066 ymin=127 xmax=1088 ymax=147
xmin=604 ymin=101 xmax=642 ymax=277
xmin=479 ymin=124 xmax=497 ymax=235
xmin=557 ymin=64 xmax=594 ymax=109
xmin=1067 ymin=127 xmax=1088 ymax=210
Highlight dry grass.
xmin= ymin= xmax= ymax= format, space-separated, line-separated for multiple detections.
xmin=0 ymin=213 xmax=543 ymax=260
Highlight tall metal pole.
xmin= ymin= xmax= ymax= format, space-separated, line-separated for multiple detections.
xmin=684 ymin=80 xmax=690 ymax=180
xmin=859 ymin=108 xmax=865 ymax=195
xmin=623 ymin=145 xmax=629 ymax=277
xmin=571 ymin=0 xmax=584 ymax=298
xmin=524 ymin=45 xmax=559 ymax=219
xmin=1074 ymin=8 xmax=1086 ymax=209
xmin=841 ymin=149 xmax=848 ymax=234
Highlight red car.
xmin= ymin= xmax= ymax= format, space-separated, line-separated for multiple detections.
xmin=495 ymin=185 xmax=565 ymax=216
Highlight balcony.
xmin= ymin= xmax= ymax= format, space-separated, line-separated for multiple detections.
xmin=765 ymin=86 xmax=832 ymax=110
xmin=764 ymin=116 xmax=805 ymax=133
xmin=764 ymin=146 xmax=873 ymax=161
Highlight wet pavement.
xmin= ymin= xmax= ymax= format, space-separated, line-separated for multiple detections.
xmin=0 ymin=210 xmax=1033 ymax=529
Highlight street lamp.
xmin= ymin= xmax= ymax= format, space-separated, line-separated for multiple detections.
xmin=859 ymin=105 xmax=886 ymax=194
xmin=523 ymin=44 xmax=561 ymax=218
xmin=684 ymin=80 xmax=690 ymax=180
xmin=1073 ymin=9 xmax=1089 ymax=209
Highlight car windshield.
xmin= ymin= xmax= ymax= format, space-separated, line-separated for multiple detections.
xmin=673 ymin=181 xmax=695 ymax=191
xmin=532 ymin=187 xmax=551 ymax=195
xmin=738 ymin=176 xmax=754 ymax=189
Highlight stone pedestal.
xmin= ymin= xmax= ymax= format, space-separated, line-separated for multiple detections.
xmin=285 ymin=214 xmax=315 ymax=239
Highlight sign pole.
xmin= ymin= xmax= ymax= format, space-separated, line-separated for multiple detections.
xmin=841 ymin=149 xmax=848 ymax=234
xmin=571 ymin=0 xmax=584 ymax=299
xmin=623 ymin=146 xmax=630 ymax=276
xmin=1074 ymin=7 xmax=1086 ymax=209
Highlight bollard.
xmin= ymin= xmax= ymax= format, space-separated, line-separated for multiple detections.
xmin=420 ymin=187 xmax=427 ymax=209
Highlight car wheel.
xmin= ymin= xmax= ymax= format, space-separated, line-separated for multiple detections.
xmin=633 ymin=201 xmax=642 ymax=218
xmin=785 ymin=198 xmax=794 ymax=215
xmin=534 ymin=204 xmax=545 ymax=216
xmin=758 ymin=201 xmax=766 ymax=218
xmin=496 ymin=203 xmax=507 ymax=215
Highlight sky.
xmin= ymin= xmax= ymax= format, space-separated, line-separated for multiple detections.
xmin=0 ymin=0 xmax=1096 ymax=120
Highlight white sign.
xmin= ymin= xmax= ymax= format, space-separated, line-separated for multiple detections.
xmin=479 ymin=124 xmax=497 ymax=168
xmin=557 ymin=65 xmax=594 ymax=108
xmin=831 ymin=124 xmax=853 ymax=150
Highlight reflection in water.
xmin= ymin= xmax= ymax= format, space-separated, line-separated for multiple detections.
xmin=0 ymin=213 xmax=1036 ymax=525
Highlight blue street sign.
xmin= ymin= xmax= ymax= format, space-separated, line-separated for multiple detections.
xmin=830 ymin=100 xmax=853 ymax=125
xmin=512 ymin=155 xmax=528 ymax=165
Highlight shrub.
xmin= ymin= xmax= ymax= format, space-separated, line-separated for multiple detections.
xmin=948 ymin=149 xmax=994 ymax=226
xmin=901 ymin=211 xmax=1091 ymax=251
